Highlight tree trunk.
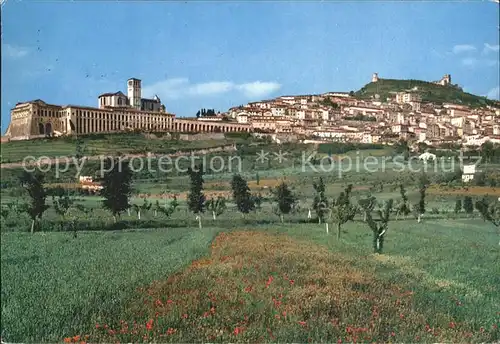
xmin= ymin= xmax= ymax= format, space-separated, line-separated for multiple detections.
xmin=396 ymin=211 xmax=399 ymax=221
xmin=318 ymin=217 xmax=321 ymax=224
xmin=138 ymin=210 xmax=141 ymax=220
xmin=154 ymin=210 xmax=157 ymax=217
xmin=418 ymin=214 xmax=421 ymax=223
xmin=325 ymin=222 xmax=329 ymax=234
xmin=127 ymin=208 xmax=131 ymax=217
xmin=363 ymin=212 xmax=367 ymax=222
xmin=198 ymin=215 xmax=202 ymax=229
xmin=280 ymin=214 xmax=284 ymax=223
xmin=308 ymin=209 xmax=312 ymax=219
xmin=337 ymin=223 xmax=341 ymax=240
xmin=212 ymin=211 xmax=216 ymax=220
xmin=31 ymin=219 xmax=35 ymax=234
xmin=113 ymin=215 xmax=117 ymax=223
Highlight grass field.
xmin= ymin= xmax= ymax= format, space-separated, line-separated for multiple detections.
xmin=2 ymin=218 xmax=499 ymax=342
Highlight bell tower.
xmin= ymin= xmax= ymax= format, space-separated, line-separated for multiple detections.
xmin=127 ymin=78 xmax=142 ymax=110
xmin=372 ymin=73 xmax=379 ymax=83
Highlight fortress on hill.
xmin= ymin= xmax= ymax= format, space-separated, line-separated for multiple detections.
xmin=371 ymin=73 xmax=452 ymax=86
xmin=5 ymin=77 xmax=250 ymax=141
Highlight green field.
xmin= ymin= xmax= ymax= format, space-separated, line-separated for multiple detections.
xmin=2 ymin=218 xmax=499 ymax=342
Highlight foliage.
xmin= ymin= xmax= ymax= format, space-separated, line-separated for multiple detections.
xmin=395 ymin=184 xmax=411 ymax=219
xmin=312 ymin=177 xmax=329 ymax=224
xmin=19 ymin=171 xmax=50 ymax=233
xmin=463 ymin=196 xmax=474 ymax=214
xmin=475 ymin=197 xmax=499 ymax=227
xmin=206 ymin=196 xmax=227 ymax=220
xmin=454 ymin=199 xmax=462 ymax=214
xmin=132 ymin=199 xmax=152 ymax=220
xmin=101 ymin=159 xmax=133 ymax=222
xmin=330 ymin=184 xmax=357 ymax=239
xmin=365 ymin=198 xmax=393 ymax=254
xmin=187 ymin=165 xmax=206 ymax=228
xmin=271 ymin=182 xmax=298 ymax=223
xmin=358 ymin=195 xmax=376 ymax=222
xmin=154 ymin=197 xmax=179 ymax=219
xmin=231 ymin=174 xmax=255 ymax=216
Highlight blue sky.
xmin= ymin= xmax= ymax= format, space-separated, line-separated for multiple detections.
xmin=2 ymin=1 xmax=499 ymax=134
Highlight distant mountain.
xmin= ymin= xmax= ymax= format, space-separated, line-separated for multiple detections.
xmin=355 ymin=78 xmax=497 ymax=108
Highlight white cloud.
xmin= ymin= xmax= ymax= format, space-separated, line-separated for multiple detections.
xmin=461 ymin=57 xmax=497 ymax=68
xmin=236 ymin=81 xmax=282 ymax=98
xmin=452 ymin=44 xmax=476 ymax=54
xmin=486 ymin=86 xmax=500 ymax=100
xmin=2 ymin=43 xmax=30 ymax=59
xmin=143 ymin=78 xmax=281 ymax=100
xmin=483 ymin=43 xmax=500 ymax=54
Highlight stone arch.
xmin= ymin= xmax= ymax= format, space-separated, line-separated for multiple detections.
xmin=38 ymin=123 xmax=45 ymax=135
xmin=45 ymin=122 xmax=53 ymax=136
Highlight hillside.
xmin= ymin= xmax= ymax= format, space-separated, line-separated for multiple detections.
xmin=355 ymin=78 xmax=497 ymax=108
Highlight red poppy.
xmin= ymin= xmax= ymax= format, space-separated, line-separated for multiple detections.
xmin=182 ymin=313 xmax=188 ymax=319
xmin=234 ymin=327 xmax=242 ymax=335
xmin=95 ymin=324 xmax=100 ymax=329
xmin=390 ymin=332 xmax=395 ymax=337
xmin=166 ymin=328 xmax=176 ymax=335
xmin=266 ymin=276 xmax=274 ymax=288
xmin=298 ymin=321 xmax=307 ymax=327
xmin=63 ymin=338 xmax=71 ymax=343
xmin=146 ymin=319 xmax=154 ymax=331
xmin=449 ymin=322 xmax=456 ymax=329
xmin=155 ymin=299 xmax=163 ymax=307
xmin=289 ymin=279 xmax=295 ymax=285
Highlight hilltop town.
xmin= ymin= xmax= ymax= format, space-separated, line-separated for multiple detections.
xmin=5 ymin=73 xmax=500 ymax=148
xmin=222 ymin=73 xmax=500 ymax=147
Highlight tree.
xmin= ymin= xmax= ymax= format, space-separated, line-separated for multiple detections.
xmin=312 ymin=177 xmax=329 ymax=224
xmin=231 ymin=174 xmax=255 ymax=218
xmin=454 ymin=199 xmax=462 ymax=215
xmin=395 ymin=184 xmax=411 ymax=220
xmin=415 ymin=173 xmax=429 ymax=223
xmin=52 ymin=193 xmax=74 ymax=232
xmin=272 ymin=182 xmax=297 ymax=223
xmin=253 ymin=193 xmax=263 ymax=211
xmin=101 ymin=159 xmax=133 ymax=223
xmin=206 ymin=196 xmax=226 ymax=220
xmin=330 ymin=184 xmax=357 ymax=239
xmin=463 ymin=196 xmax=474 ymax=215
xmin=187 ymin=164 xmax=206 ymax=229
xmin=19 ymin=171 xmax=49 ymax=234
xmin=475 ymin=197 xmax=500 ymax=245
xmin=358 ymin=195 xmax=376 ymax=222
xmin=256 ymin=172 xmax=260 ymax=186
xmin=365 ymin=199 xmax=393 ymax=254
xmin=154 ymin=196 xmax=179 ymax=219
xmin=133 ymin=198 xmax=152 ymax=220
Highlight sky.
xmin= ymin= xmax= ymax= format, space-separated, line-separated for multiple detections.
xmin=1 ymin=1 xmax=499 ymax=134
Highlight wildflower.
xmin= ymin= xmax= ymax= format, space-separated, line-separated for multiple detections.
xmin=155 ymin=299 xmax=163 ymax=307
xmin=289 ymin=279 xmax=295 ymax=286
xmin=72 ymin=335 xmax=81 ymax=342
xmin=166 ymin=328 xmax=176 ymax=335
xmin=266 ymin=276 xmax=274 ymax=288
xmin=182 ymin=313 xmax=188 ymax=319
xmin=95 ymin=324 xmax=100 ymax=329
xmin=167 ymin=299 xmax=173 ymax=304
xmin=415 ymin=335 xmax=420 ymax=340
xmin=449 ymin=322 xmax=456 ymax=329
xmin=337 ymin=339 xmax=342 ymax=344
xmin=108 ymin=330 xmax=115 ymax=336
xmin=146 ymin=319 xmax=154 ymax=331
xmin=390 ymin=332 xmax=395 ymax=337
xmin=275 ymin=314 xmax=280 ymax=319
xmin=244 ymin=286 xmax=252 ymax=293
xmin=480 ymin=327 xmax=485 ymax=333
xmin=210 ymin=307 xmax=216 ymax=314
xmin=234 ymin=327 xmax=242 ymax=335
xmin=203 ymin=311 xmax=210 ymax=318
xmin=63 ymin=338 xmax=72 ymax=343
xmin=282 ymin=311 xmax=287 ymax=317
xmin=399 ymin=313 xmax=404 ymax=319
xmin=298 ymin=321 xmax=307 ymax=327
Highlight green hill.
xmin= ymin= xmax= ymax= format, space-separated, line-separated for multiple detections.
xmin=355 ymin=78 xmax=496 ymax=108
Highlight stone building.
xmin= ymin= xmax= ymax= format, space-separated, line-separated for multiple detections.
xmin=5 ymin=78 xmax=250 ymax=141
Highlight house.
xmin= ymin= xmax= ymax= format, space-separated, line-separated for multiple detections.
xmin=462 ymin=164 xmax=476 ymax=183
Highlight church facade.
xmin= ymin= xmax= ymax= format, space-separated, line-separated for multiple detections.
xmin=5 ymin=78 xmax=250 ymax=141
